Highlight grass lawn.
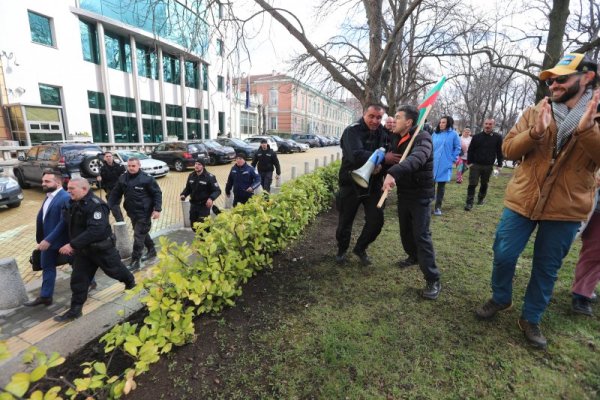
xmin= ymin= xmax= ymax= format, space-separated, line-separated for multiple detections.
xmin=130 ymin=168 xmax=600 ymax=400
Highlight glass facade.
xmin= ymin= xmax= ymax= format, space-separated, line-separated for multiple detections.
xmin=136 ymin=44 xmax=158 ymax=79
xmin=142 ymin=119 xmax=163 ymax=143
xmin=80 ymin=20 xmax=99 ymax=63
xmin=105 ymin=31 xmax=132 ymax=72
xmin=167 ymin=120 xmax=183 ymax=140
xmin=39 ymin=84 xmax=61 ymax=106
xmin=80 ymin=0 xmax=209 ymax=56
xmin=113 ymin=116 xmax=138 ymax=142
xmin=185 ymin=60 xmax=199 ymax=89
xmin=90 ymin=113 xmax=108 ymax=142
xmin=28 ymin=10 xmax=54 ymax=46
xmin=202 ymin=63 xmax=208 ymax=91
xmin=216 ymin=38 xmax=224 ymax=56
xmin=217 ymin=75 xmax=224 ymax=92
xmin=163 ymin=53 xmax=180 ymax=84
xmin=240 ymin=111 xmax=257 ymax=135
xmin=141 ymin=100 xmax=161 ymax=116
xmin=111 ymin=95 xmax=136 ymax=113
xmin=186 ymin=107 xmax=201 ymax=119
xmin=166 ymin=104 xmax=182 ymax=118
xmin=88 ymin=91 xmax=106 ymax=109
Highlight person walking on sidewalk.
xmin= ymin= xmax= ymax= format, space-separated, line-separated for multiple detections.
xmin=180 ymin=160 xmax=221 ymax=232
xmin=382 ymin=105 xmax=442 ymax=300
xmin=474 ymin=53 xmax=600 ymax=349
xmin=109 ymin=157 xmax=162 ymax=271
xmin=464 ymin=119 xmax=504 ymax=211
xmin=225 ymin=154 xmax=261 ymax=206
xmin=24 ymin=171 xmax=71 ymax=307
xmin=97 ymin=151 xmax=125 ymax=221
xmin=251 ymin=139 xmax=281 ymax=193
xmin=54 ymin=178 xmax=135 ymax=322
xmin=431 ymin=116 xmax=461 ymax=216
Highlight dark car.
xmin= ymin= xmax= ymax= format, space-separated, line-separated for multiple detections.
xmin=150 ymin=141 xmax=210 ymax=172
xmin=269 ymin=135 xmax=299 ymax=154
xmin=215 ymin=137 xmax=257 ymax=160
xmin=14 ymin=142 xmax=104 ymax=189
xmin=201 ymin=140 xmax=236 ymax=165
xmin=291 ymin=134 xmax=321 ymax=148
xmin=315 ymin=135 xmax=333 ymax=147
xmin=0 ymin=167 xmax=23 ymax=208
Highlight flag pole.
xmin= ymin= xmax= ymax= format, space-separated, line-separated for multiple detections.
xmin=377 ymin=77 xmax=446 ymax=208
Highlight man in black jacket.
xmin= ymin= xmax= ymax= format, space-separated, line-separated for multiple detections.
xmin=251 ymin=139 xmax=281 ymax=193
xmin=464 ymin=118 xmax=504 ymax=211
xmin=97 ymin=151 xmax=125 ymax=221
xmin=180 ymin=160 xmax=221 ymax=232
xmin=109 ymin=157 xmax=162 ymax=270
xmin=382 ymin=105 xmax=442 ymax=300
xmin=55 ymin=178 xmax=135 ymax=322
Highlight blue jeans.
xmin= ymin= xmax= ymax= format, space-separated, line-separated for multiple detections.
xmin=491 ymin=208 xmax=580 ymax=323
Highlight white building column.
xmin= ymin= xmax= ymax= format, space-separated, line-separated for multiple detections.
xmin=198 ymin=63 xmax=204 ymax=139
xmin=157 ymin=48 xmax=167 ymax=142
xmin=179 ymin=56 xmax=187 ymax=141
xmin=96 ymin=22 xmax=114 ymax=144
xmin=129 ymin=36 xmax=143 ymax=144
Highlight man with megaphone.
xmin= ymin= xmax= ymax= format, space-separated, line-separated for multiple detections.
xmin=382 ymin=105 xmax=442 ymax=300
xmin=335 ymin=103 xmax=392 ymax=265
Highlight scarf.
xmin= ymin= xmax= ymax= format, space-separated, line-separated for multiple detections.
xmin=552 ymin=88 xmax=592 ymax=155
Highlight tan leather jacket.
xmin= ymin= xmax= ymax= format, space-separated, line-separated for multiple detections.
xmin=503 ymin=100 xmax=600 ymax=221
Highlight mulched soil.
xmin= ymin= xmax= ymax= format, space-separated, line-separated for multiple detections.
xmin=45 ymin=207 xmax=340 ymax=399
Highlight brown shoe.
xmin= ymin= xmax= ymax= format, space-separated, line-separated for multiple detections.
xmin=475 ymin=298 xmax=512 ymax=320
xmin=517 ymin=318 xmax=547 ymax=349
xmin=24 ymin=297 xmax=53 ymax=307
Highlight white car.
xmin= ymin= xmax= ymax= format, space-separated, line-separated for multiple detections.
xmin=112 ymin=150 xmax=169 ymax=178
xmin=244 ymin=136 xmax=279 ymax=153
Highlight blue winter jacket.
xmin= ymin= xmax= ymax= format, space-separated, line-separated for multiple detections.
xmin=432 ymin=129 xmax=461 ymax=182
xmin=225 ymin=162 xmax=261 ymax=203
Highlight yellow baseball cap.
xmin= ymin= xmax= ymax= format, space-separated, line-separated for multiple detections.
xmin=539 ymin=53 xmax=597 ymax=80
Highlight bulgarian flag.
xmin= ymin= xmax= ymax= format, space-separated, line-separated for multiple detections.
xmin=416 ymin=76 xmax=447 ymax=128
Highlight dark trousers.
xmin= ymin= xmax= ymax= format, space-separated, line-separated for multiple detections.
xmin=131 ymin=218 xmax=155 ymax=260
xmin=70 ymin=247 xmax=134 ymax=308
xmin=104 ymin=187 xmax=124 ymax=222
xmin=335 ymin=185 xmax=384 ymax=254
xmin=259 ymin=171 xmax=274 ymax=193
xmin=466 ymin=164 xmax=493 ymax=205
xmin=233 ymin=192 xmax=252 ymax=207
xmin=190 ymin=203 xmax=211 ymax=232
xmin=434 ymin=182 xmax=446 ymax=209
xmin=397 ymin=196 xmax=441 ymax=282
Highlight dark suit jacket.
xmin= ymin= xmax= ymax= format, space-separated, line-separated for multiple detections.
xmin=36 ymin=189 xmax=70 ymax=250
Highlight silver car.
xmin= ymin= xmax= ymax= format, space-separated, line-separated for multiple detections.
xmin=113 ymin=150 xmax=169 ymax=178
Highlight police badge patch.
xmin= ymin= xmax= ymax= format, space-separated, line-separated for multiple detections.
xmin=93 ymin=211 xmax=102 ymax=220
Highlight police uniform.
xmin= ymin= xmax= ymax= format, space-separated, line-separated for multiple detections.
xmin=225 ymin=161 xmax=261 ymax=206
xmin=99 ymin=161 xmax=126 ymax=221
xmin=180 ymin=169 xmax=221 ymax=231
xmin=336 ymin=118 xmax=389 ymax=261
xmin=56 ymin=191 xmax=135 ymax=320
xmin=251 ymin=146 xmax=281 ymax=192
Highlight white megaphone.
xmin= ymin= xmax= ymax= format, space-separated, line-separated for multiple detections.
xmin=351 ymin=147 xmax=386 ymax=188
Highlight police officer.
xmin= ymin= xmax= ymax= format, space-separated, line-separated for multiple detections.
xmin=225 ymin=153 xmax=261 ymax=206
xmin=180 ymin=160 xmax=221 ymax=232
xmin=97 ymin=151 xmax=125 ymax=221
xmin=336 ymin=103 xmax=390 ymax=266
xmin=251 ymin=139 xmax=281 ymax=193
xmin=109 ymin=157 xmax=162 ymax=270
xmin=55 ymin=178 xmax=135 ymax=322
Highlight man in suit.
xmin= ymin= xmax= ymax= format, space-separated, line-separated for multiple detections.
xmin=24 ymin=170 xmax=71 ymax=306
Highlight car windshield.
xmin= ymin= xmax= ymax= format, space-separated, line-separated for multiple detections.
xmin=203 ymin=140 xmax=222 ymax=149
xmin=61 ymin=146 xmax=102 ymax=156
xmin=245 ymin=138 xmax=262 ymax=143
xmin=118 ymin=151 xmax=148 ymax=161
xmin=187 ymin=144 xmax=205 ymax=152
xmin=270 ymin=135 xmax=283 ymax=141
xmin=228 ymin=138 xmax=248 ymax=146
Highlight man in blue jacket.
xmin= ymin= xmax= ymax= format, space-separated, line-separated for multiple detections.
xmin=225 ymin=153 xmax=261 ymax=206
xmin=24 ymin=170 xmax=71 ymax=306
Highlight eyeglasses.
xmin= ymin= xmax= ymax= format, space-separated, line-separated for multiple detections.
xmin=544 ymin=73 xmax=580 ymax=87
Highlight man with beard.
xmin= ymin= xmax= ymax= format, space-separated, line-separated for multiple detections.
xmin=24 ymin=171 xmax=71 ymax=306
xmin=475 ymin=53 xmax=600 ymax=349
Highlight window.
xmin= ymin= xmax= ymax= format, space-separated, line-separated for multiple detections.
xmin=240 ymin=111 xmax=257 ymax=135
xmin=165 ymin=104 xmax=182 ymax=118
xmin=218 ymin=111 xmax=225 ymax=134
xmin=270 ymin=117 xmax=277 ymax=130
xmin=186 ymin=107 xmax=201 ymax=119
xmin=187 ymin=122 xmax=201 ymax=139
xmin=113 ymin=116 xmax=138 ymax=142
xmin=80 ymin=20 xmax=99 ymax=63
xmin=217 ymin=75 xmax=224 ymax=92
xmin=163 ymin=53 xmax=180 ymax=84
xmin=216 ymin=38 xmax=224 ymax=56
xmin=184 ymin=60 xmax=199 ymax=88
xmin=28 ymin=11 xmax=54 ymax=46
xmin=167 ymin=120 xmax=184 ymax=140
xmin=136 ymin=44 xmax=158 ymax=79
xmin=87 ymin=91 xmax=106 ymax=109
xmin=111 ymin=95 xmax=136 ymax=113
xmin=141 ymin=100 xmax=161 ymax=116
xmin=202 ymin=64 xmax=208 ymax=91
xmin=90 ymin=113 xmax=108 ymax=142
xmin=39 ymin=84 xmax=61 ymax=106
xmin=269 ymin=88 xmax=278 ymax=106
xmin=142 ymin=118 xmax=163 ymax=143
xmin=217 ymin=2 xmax=224 ymax=18
xmin=105 ymin=31 xmax=131 ymax=72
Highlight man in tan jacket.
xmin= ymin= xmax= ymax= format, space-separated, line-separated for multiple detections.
xmin=475 ymin=53 xmax=600 ymax=349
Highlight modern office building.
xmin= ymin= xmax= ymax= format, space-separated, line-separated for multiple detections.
xmin=0 ymin=0 xmax=232 ymax=146
xmin=234 ymin=73 xmax=354 ymax=138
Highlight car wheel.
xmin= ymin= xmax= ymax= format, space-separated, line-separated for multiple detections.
xmin=174 ymin=159 xmax=185 ymax=172
xmin=81 ymin=156 xmax=103 ymax=176
xmin=14 ymin=170 xmax=30 ymax=189
xmin=209 ymin=156 xmax=216 ymax=166
xmin=7 ymin=201 xmax=21 ymax=208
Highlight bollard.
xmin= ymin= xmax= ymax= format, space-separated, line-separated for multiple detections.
xmin=336 ymin=152 xmax=340 ymax=161
xmin=113 ymin=221 xmax=133 ymax=259
xmin=291 ymin=166 xmax=296 ymax=179
xmin=181 ymin=200 xmax=191 ymax=228
xmin=315 ymin=158 xmax=319 ymax=169
xmin=304 ymin=162 xmax=310 ymax=174
xmin=0 ymin=258 xmax=28 ymax=309
xmin=330 ymin=154 xmax=334 ymax=164
xmin=323 ymin=156 xmax=328 ymax=166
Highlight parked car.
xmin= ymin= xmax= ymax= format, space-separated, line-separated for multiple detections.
xmin=215 ymin=137 xmax=256 ymax=160
xmin=112 ymin=150 xmax=169 ymax=178
xmin=325 ymin=136 xmax=340 ymax=146
xmin=14 ymin=142 xmax=104 ymax=189
xmin=291 ymin=134 xmax=321 ymax=148
xmin=294 ymin=141 xmax=309 ymax=152
xmin=201 ymin=139 xmax=236 ymax=165
xmin=150 ymin=141 xmax=209 ymax=172
xmin=269 ymin=135 xmax=299 ymax=154
xmin=315 ymin=135 xmax=333 ymax=147
xmin=243 ymin=136 xmax=279 ymax=153
xmin=0 ymin=167 xmax=23 ymax=208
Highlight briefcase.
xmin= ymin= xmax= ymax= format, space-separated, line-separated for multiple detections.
xmin=30 ymin=249 xmax=72 ymax=271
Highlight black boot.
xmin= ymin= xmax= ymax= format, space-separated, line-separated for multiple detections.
xmin=141 ymin=250 xmax=157 ymax=262
xmin=129 ymin=258 xmax=141 ymax=271
xmin=54 ymin=306 xmax=83 ymax=323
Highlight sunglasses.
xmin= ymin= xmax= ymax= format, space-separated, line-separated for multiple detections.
xmin=544 ymin=73 xmax=581 ymax=87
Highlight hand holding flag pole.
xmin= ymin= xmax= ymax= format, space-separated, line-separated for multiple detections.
xmin=377 ymin=76 xmax=447 ymax=208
